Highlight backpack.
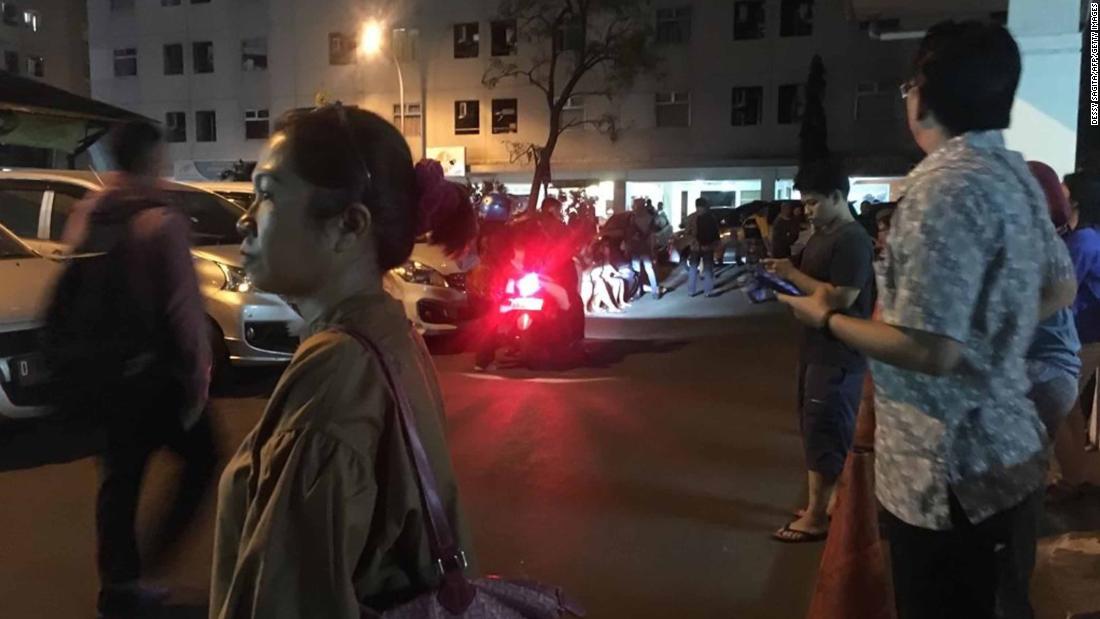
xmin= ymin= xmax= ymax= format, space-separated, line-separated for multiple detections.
xmin=39 ymin=199 xmax=169 ymax=416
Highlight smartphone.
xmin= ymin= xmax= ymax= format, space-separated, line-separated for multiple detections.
xmin=755 ymin=267 xmax=804 ymax=297
xmin=747 ymin=286 xmax=777 ymax=304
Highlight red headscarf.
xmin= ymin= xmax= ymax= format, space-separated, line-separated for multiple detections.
xmin=1027 ymin=160 xmax=1071 ymax=230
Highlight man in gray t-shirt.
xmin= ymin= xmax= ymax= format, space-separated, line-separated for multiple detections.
xmin=765 ymin=159 xmax=874 ymax=544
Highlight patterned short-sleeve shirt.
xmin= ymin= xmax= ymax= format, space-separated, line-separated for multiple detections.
xmin=873 ymin=131 xmax=1075 ymax=530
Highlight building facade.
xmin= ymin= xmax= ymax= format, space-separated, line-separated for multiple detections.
xmin=1 ymin=0 xmax=89 ymax=95
xmin=87 ymin=0 xmax=1008 ymax=223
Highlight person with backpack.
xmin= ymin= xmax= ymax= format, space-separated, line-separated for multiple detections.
xmin=686 ymin=197 xmax=719 ymax=297
xmin=49 ymin=121 xmax=215 ymax=618
xmin=211 ymin=106 xmax=480 ymax=617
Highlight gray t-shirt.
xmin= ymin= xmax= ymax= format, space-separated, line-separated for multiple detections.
xmin=795 ymin=221 xmax=875 ymax=370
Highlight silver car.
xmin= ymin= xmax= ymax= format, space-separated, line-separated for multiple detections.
xmin=0 ymin=222 xmax=59 ymax=418
xmin=0 ymin=170 xmax=303 ymax=380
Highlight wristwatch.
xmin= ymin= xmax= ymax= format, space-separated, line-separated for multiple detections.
xmin=823 ymin=309 xmax=842 ymax=336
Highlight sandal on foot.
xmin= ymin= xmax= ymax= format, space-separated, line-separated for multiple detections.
xmin=772 ymin=522 xmax=828 ymax=544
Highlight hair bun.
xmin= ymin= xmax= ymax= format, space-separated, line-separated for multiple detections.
xmin=414 ymin=159 xmax=476 ymax=256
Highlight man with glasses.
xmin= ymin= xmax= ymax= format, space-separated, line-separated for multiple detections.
xmin=779 ymin=21 xmax=1077 ymax=618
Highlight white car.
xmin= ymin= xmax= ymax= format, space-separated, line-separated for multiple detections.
xmin=185 ymin=181 xmax=477 ymax=336
xmin=0 ymin=170 xmax=304 ymax=382
xmin=0 ymin=222 xmax=60 ymax=419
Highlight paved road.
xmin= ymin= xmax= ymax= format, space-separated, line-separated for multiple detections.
xmin=2 ymin=278 xmax=1098 ymax=618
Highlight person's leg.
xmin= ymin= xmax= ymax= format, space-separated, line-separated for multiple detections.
xmin=952 ymin=492 xmax=1019 ymax=619
xmin=593 ymin=277 xmax=615 ymax=312
xmin=474 ymin=333 xmax=498 ymax=370
xmin=630 ymin=255 xmax=645 ymax=298
xmin=994 ymin=490 xmax=1043 ymax=619
xmin=144 ymin=411 xmax=218 ymax=572
xmin=702 ymin=251 xmax=715 ymax=296
xmin=883 ymin=507 xmax=964 ymax=619
xmin=782 ymin=365 xmax=860 ymax=537
xmin=687 ymin=252 xmax=700 ymax=295
xmin=1054 ymin=344 xmax=1100 ymax=486
xmin=643 ymin=255 xmax=660 ymax=299
xmin=97 ymin=412 xmax=162 ymax=615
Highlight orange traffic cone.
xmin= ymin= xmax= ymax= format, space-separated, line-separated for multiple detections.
xmin=806 ymin=373 xmax=896 ymax=619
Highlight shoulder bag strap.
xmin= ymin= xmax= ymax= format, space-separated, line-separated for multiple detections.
xmin=333 ymin=327 xmax=469 ymax=577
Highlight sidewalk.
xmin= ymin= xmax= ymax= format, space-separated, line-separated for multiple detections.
xmin=585 ymin=264 xmax=784 ymax=340
xmin=1034 ymin=453 xmax=1100 ymax=619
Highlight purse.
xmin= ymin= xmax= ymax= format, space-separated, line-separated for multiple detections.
xmin=336 ymin=328 xmax=586 ymax=619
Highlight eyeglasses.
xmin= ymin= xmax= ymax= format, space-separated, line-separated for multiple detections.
xmin=899 ymin=79 xmax=917 ymax=100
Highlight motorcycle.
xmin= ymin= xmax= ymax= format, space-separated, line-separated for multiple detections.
xmin=495 ymin=271 xmax=585 ymax=369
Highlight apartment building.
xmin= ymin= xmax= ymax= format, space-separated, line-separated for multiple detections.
xmin=88 ymin=0 xmax=1016 ymax=221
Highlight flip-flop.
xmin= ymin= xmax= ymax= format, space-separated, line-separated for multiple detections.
xmin=772 ymin=522 xmax=828 ymax=544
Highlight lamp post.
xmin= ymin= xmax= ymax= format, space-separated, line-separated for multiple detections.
xmin=359 ymin=20 xmax=407 ymax=148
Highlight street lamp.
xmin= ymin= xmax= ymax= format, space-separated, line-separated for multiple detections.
xmin=359 ymin=19 xmax=406 ymax=151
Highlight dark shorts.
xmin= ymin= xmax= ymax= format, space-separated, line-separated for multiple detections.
xmin=797 ymin=362 xmax=864 ymax=478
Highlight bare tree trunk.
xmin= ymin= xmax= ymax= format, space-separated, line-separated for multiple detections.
xmin=527 ymin=129 xmax=560 ymax=210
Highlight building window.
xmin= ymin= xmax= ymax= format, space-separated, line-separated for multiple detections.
xmin=491 ymin=20 xmax=517 ymax=56
xmin=196 ymin=110 xmax=217 ymax=142
xmin=854 ymin=81 xmax=900 ymax=121
xmin=4 ymin=50 xmax=18 ymax=74
xmin=778 ymin=83 xmax=804 ymax=124
xmin=162 ymin=0 xmax=181 ymax=5
xmin=780 ymin=0 xmax=813 ymax=37
xmin=393 ymin=103 xmax=422 ymax=136
xmin=329 ymin=32 xmax=356 ymax=65
xmin=392 ymin=28 xmax=419 ymax=62
xmin=22 ymin=9 xmax=40 ymax=32
xmin=165 ymin=111 xmax=186 ymax=142
xmin=25 ymin=55 xmax=43 ymax=77
xmin=242 ymin=37 xmax=267 ymax=71
xmin=655 ymin=91 xmax=690 ymax=127
xmin=1 ymin=2 xmax=19 ymax=25
xmin=454 ymin=22 xmax=479 ymax=58
xmin=731 ymin=86 xmax=763 ymax=126
xmin=109 ymin=0 xmax=134 ymax=12
xmin=554 ymin=17 xmax=584 ymax=53
xmin=656 ymin=7 xmax=692 ymax=45
xmin=454 ymin=100 xmax=479 ymax=135
xmin=245 ymin=109 xmax=270 ymax=140
xmin=193 ymin=41 xmax=214 ymax=73
xmin=113 ymin=48 xmax=137 ymax=77
xmin=491 ymin=98 xmax=518 ymax=134
xmin=562 ymin=95 xmax=585 ymax=127
xmin=163 ymin=43 xmax=183 ymax=75
xmin=734 ymin=1 xmax=765 ymax=40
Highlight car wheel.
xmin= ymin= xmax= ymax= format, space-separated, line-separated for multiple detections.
xmin=208 ymin=319 xmax=233 ymax=393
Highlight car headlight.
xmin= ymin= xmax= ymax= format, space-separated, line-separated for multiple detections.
xmin=392 ymin=260 xmax=449 ymax=288
xmin=216 ymin=262 xmax=253 ymax=293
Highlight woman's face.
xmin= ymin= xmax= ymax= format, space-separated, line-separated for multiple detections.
xmin=238 ymin=133 xmax=341 ymax=296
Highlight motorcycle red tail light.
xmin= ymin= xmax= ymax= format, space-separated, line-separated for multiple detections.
xmin=517 ymin=273 xmax=541 ymax=297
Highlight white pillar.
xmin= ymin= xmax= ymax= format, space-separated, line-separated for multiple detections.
xmin=1004 ymin=0 xmax=1082 ymax=177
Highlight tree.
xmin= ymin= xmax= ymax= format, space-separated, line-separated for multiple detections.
xmin=483 ymin=0 xmax=659 ymax=206
xmin=799 ymin=54 xmax=829 ymax=165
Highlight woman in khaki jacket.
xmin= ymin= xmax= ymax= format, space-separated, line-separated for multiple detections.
xmin=210 ymin=105 xmax=477 ymax=618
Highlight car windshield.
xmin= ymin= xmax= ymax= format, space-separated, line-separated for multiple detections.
xmin=167 ymin=190 xmax=245 ymax=246
xmin=0 ymin=225 xmax=34 ymax=259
